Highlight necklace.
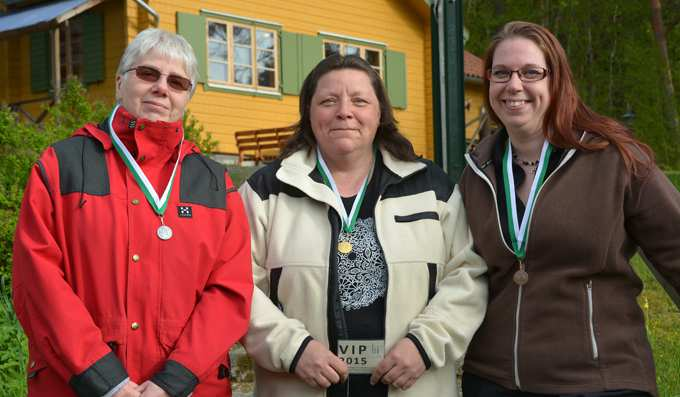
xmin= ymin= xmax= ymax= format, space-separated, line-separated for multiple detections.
xmin=512 ymin=153 xmax=540 ymax=173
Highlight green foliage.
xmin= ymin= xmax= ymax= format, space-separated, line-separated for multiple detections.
xmin=183 ymin=109 xmax=218 ymax=154
xmin=0 ymin=287 xmax=27 ymax=397
xmin=0 ymin=78 xmax=109 ymax=295
xmin=665 ymin=171 xmax=680 ymax=190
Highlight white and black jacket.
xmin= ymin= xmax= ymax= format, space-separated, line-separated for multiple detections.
xmin=238 ymin=147 xmax=488 ymax=397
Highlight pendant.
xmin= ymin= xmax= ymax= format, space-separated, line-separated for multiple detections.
xmin=513 ymin=260 xmax=528 ymax=285
xmin=513 ymin=269 xmax=529 ymax=285
xmin=157 ymin=224 xmax=173 ymax=240
xmin=338 ymin=241 xmax=352 ymax=254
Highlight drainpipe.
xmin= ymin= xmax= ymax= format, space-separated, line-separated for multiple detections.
xmin=431 ymin=2 xmax=442 ymax=166
xmin=134 ymin=0 xmax=159 ymax=26
xmin=431 ymin=0 xmax=466 ymax=182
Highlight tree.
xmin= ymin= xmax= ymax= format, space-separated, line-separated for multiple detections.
xmin=650 ymin=0 xmax=680 ymax=141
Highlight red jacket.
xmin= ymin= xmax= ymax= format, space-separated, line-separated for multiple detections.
xmin=12 ymin=110 xmax=253 ymax=397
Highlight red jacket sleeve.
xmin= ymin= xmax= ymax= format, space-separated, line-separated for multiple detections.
xmin=151 ymin=172 xmax=254 ymax=396
xmin=12 ymin=149 xmax=127 ymax=396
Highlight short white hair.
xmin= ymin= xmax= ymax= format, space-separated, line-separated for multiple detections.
xmin=116 ymin=28 xmax=199 ymax=96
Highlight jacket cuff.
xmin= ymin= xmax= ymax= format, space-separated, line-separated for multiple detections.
xmin=69 ymin=352 xmax=128 ymax=397
xmin=288 ymin=336 xmax=314 ymax=373
xmin=151 ymin=360 xmax=199 ymax=397
xmin=406 ymin=333 xmax=432 ymax=370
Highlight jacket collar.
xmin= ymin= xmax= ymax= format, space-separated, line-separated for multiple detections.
xmin=464 ymin=129 xmax=586 ymax=184
xmin=277 ymin=146 xmax=426 ymax=212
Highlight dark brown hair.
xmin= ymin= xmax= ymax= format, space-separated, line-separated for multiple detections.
xmin=483 ymin=21 xmax=653 ymax=174
xmin=280 ymin=54 xmax=417 ymax=161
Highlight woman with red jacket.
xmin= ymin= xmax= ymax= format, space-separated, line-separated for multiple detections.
xmin=12 ymin=28 xmax=253 ymax=397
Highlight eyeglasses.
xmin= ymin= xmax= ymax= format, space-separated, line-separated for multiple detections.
xmin=487 ymin=66 xmax=549 ymax=83
xmin=125 ymin=65 xmax=193 ymax=91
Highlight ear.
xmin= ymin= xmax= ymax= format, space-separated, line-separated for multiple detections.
xmin=115 ymin=74 xmax=122 ymax=101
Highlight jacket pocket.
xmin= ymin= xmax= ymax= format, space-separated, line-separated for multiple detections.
xmin=270 ymin=267 xmax=284 ymax=311
xmin=586 ymin=280 xmax=599 ymax=361
xmin=394 ymin=211 xmax=439 ymax=223
xmin=26 ymin=342 xmax=48 ymax=380
xmin=159 ymin=319 xmax=186 ymax=355
xmin=427 ymin=263 xmax=437 ymax=302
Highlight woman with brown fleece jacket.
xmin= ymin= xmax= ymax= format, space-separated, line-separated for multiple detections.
xmin=459 ymin=21 xmax=680 ymax=397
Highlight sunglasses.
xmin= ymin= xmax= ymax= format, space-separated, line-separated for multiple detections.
xmin=125 ymin=65 xmax=193 ymax=91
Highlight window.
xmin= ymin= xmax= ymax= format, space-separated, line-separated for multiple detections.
xmin=59 ymin=20 xmax=83 ymax=82
xmin=207 ymin=20 xmax=278 ymax=90
xmin=323 ymin=40 xmax=383 ymax=77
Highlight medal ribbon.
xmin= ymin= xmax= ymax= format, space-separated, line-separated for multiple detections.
xmin=502 ymin=139 xmax=552 ymax=260
xmin=316 ymin=146 xmax=373 ymax=233
xmin=108 ymin=104 xmax=184 ymax=216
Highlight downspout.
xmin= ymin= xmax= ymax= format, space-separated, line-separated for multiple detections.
xmin=431 ymin=1 xmax=443 ymax=167
xmin=443 ymin=0 xmax=466 ymax=182
xmin=134 ymin=0 xmax=159 ymax=26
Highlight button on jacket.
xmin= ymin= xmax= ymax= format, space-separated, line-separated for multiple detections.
xmin=459 ymin=131 xmax=680 ymax=396
xmin=12 ymin=111 xmax=253 ymax=397
xmin=239 ymin=147 xmax=488 ymax=397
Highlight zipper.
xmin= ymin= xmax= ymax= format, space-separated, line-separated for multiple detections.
xmin=513 ymin=285 xmax=523 ymax=388
xmin=465 ymin=148 xmax=577 ymax=389
xmin=464 ymin=153 xmax=514 ymax=254
xmin=586 ymin=280 xmax=599 ymax=360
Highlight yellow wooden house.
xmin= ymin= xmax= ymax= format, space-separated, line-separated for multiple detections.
xmin=0 ymin=0 xmax=485 ymax=161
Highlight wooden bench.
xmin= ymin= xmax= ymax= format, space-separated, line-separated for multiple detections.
xmin=235 ymin=125 xmax=295 ymax=165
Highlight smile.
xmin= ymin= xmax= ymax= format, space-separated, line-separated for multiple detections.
xmin=502 ymin=99 xmax=530 ymax=109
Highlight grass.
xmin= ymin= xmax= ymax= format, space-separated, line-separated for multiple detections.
xmin=633 ymin=256 xmax=680 ymax=396
xmin=0 ymin=281 xmax=27 ymax=397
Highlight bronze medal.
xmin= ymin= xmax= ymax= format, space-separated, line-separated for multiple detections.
xmin=513 ymin=260 xmax=528 ymax=285
xmin=338 ymin=241 xmax=352 ymax=254
xmin=513 ymin=269 xmax=529 ymax=285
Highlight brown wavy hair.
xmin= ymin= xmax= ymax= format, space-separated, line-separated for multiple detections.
xmin=280 ymin=54 xmax=417 ymax=161
xmin=483 ymin=21 xmax=653 ymax=174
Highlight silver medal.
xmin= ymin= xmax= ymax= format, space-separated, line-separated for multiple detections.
xmin=157 ymin=225 xmax=173 ymax=240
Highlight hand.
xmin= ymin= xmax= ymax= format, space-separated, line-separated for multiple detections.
xmin=294 ymin=340 xmax=348 ymax=388
xmin=112 ymin=381 xmax=141 ymax=397
xmin=137 ymin=381 xmax=170 ymax=397
xmin=370 ymin=338 xmax=426 ymax=390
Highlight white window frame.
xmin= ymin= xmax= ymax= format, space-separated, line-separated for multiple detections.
xmin=322 ymin=39 xmax=384 ymax=78
xmin=206 ymin=18 xmax=279 ymax=92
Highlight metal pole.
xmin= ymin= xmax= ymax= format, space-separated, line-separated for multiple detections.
xmin=430 ymin=1 xmax=442 ymax=167
xmin=443 ymin=0 xmax=466 ymax=182
xmin=50 ymin=27 xmax=61 ymax=102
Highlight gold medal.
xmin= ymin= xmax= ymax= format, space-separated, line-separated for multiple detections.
xmin=338 ymin=241 xmax=352 ymax=254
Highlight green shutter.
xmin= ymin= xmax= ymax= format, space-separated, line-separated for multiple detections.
xmin=30 ymin=31 xmax=51 ymax=93
xmin=280 ymin=31 xmax=300 ymax=95
xmin=385 ymin=50 xmax=407 ymax=109
xmin=300 ymin=34 xmax=322 ymax=87
xmin=80 ymin=12 xmax=105 ymax=84
xmin=176 ymin=12 xmax=207 ymax=83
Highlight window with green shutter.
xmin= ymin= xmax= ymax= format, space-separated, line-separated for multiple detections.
xmin=317 ymin=32 xmax=407 ymax=109
xmin=29 ymin=11 xmax=105 ymax=93
xmin=178 ymin=10 xmax=283 ymax=97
